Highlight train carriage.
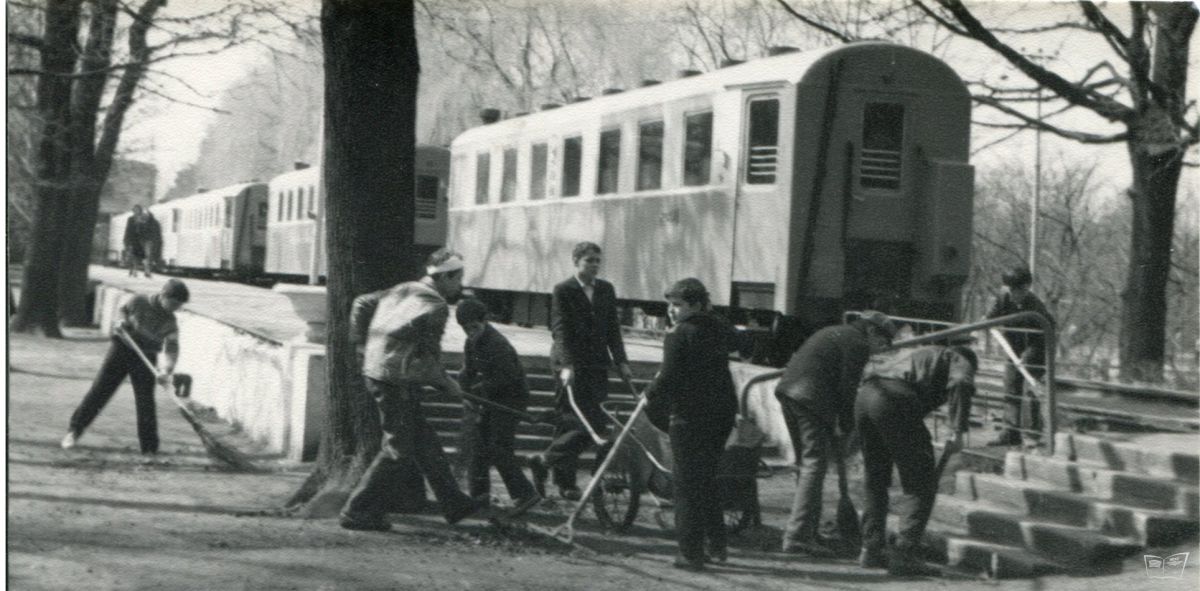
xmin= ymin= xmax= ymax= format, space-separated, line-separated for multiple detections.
xmin=448 ymin=41 xmax=973 ymax=338
xmin=107 ymin=211 xmax=131 ymax=265
xmin=264 ymin=145 xmax=451 ymax=279
xmin=154 ymin=182 xmax=269 ymax=275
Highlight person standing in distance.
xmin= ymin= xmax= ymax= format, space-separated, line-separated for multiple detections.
xmin=340 ymin=249 xmax=489 ymax=531
xmin=62 ymin=279 xmax=189 ymax=454
xmin=529 ymin=242 xmax=633 ymax=501
xmin=984 ymin=265 xmax=1054 ymax=447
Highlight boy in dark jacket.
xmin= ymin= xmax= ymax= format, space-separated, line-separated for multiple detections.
xmin=456 ymin=298 xmax=541 ymax=516
xmin=985 ymin=265 xmax=1054 ymax=446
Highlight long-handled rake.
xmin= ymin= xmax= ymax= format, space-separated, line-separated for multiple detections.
xmin=549 ymin=393 xmax=650 ymax=544
xmin=114 ymin=327 xmax=262 ymax=472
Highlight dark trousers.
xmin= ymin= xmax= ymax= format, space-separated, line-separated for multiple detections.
xmin=670 ymin=419 xmax=732 ymax=563
xmin=345 ymin=378 xmax=473 ymax=522
xmin=543 ymin=366 xmax=610 ymax=490
xmin=68 ymin=337 xmax=159 ymax=453
xmin=1002 ymin=347 xmax=1044 ymax=440
xmin=776 ymin=394 xmax=834 ymax=545
xmin=855 ymin=379 xmax=936 ymax=553
xmin=466 ymin=408 xmax=536 ymax=501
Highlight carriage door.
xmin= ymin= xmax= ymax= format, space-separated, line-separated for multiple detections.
xmin=840 ymin=95 xmax=915 ymax=312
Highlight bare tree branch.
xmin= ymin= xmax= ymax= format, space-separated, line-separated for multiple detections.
xmin=774 ymin=0 xmax=854 ymax=43
xmin=973 ymin=94 xmax=1128 ymax=143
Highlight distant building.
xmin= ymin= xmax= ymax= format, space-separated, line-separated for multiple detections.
xmin=93 ymin=159 xmax=157 ymax=261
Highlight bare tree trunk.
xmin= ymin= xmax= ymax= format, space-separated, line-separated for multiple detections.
xmin=1119 ymin=143 xmax=1182 ymax=383
xmin=11 ymin=0 xmax=85 ymax=337
xmin=288 ymin=0 xmax=422 ymax=516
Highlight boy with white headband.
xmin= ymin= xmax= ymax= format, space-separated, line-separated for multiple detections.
xmin=341 ymin=248 xmax=488 ymax=531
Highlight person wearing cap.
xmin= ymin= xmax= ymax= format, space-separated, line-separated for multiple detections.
xmin=855 ymin=343 xmax=977 ymax=576
xmin=61 ymin=278 xmax=189 ymax=454
xmin=340 ymin=248 xmax=489 ymax=531
xmin=775 ymin=311 xmax=896 ymax=557
xmin=984 ymin=265 xmax=1055 ymax=447
xmin=643 ymin=278 xmax=738 ymax=571
xmin=123 ymin=205 xmax=162 ymax=279
xmin=529 ymin=242 xmax=633 ymax=502
xmin=455 ymin=297 xmax=541 ymax=517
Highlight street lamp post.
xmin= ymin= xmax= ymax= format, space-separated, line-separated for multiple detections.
xmin=1030 ymin=85 xmax=1042 ymax=279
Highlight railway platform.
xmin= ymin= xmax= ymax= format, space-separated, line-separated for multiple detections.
xmin=66 ymin=265 xmax=1200 ymax=578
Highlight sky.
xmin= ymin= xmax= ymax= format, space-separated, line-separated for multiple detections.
xmin=118 ymin=0 xmax=1196 ymax=207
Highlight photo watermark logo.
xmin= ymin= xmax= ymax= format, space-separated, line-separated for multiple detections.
xmin=1144 ymin=552 xmax=1189 ymax=579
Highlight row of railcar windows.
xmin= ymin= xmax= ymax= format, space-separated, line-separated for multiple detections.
xmin=470 ymin=109 xmax=715 ymax=206
xmin=276 ymin=187 xmax=317 ymax=222
xmin=175 ymin=203 xmax=224 ymax=231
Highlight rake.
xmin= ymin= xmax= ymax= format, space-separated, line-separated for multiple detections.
xmin=114 ymin=327 xmax=262 ymax=472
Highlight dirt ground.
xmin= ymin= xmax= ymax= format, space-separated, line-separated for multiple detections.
xmin=6 ymin=329 xmax=1197 ymax=591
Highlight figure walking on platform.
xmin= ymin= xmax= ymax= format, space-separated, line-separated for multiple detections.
xmin=643 ymin=278 xmax=738 ymax=571
xmin=855 ymin=344 xmax=977 ymax=576
xmin=340 ymin=249 xmax=490 ymax=532
xmin=455 ymin=297 xmax=542 ymax=516
xmin=528 ymin=242 xmax=634 ymax=502
xmin=62 ymin=279 xmax=189 ymax=454
xmin=775 ymin=311 xmax=897 ymax=558
xmin=984 ymin=265 xmax=1054 ymax=447
xmin=123 ymin=205 xmax=162 ymax=279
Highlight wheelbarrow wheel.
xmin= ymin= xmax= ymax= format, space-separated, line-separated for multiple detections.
xmin=592 ymin=462 xmax=641 ymax=532
xmin=723 ymin=506 xmax=761 ymax=534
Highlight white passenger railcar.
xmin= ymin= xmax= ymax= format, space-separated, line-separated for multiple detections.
xmin=448 ymin=41 xmax=973 ymax=341
xmin=264 ymin=145 xmax=451 ymax=278
xmin=153 ymin=182 xmax=269 ymax=274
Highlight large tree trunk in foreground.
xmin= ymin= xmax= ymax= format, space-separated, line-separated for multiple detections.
xmin=11 ymin=0 xmax=85 ymax=337
xmin=288 ymin=0 xmax=422 ymax=516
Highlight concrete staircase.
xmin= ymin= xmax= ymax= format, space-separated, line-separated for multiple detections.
xmin=919 ymin=432 xmax=1199 ymax=578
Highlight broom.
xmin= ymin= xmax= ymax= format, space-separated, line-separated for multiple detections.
xmin=114 ymin=327 xmax=262 ymax=472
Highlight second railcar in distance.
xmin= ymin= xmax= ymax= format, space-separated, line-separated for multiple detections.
xmin=448 ymin=41 xmax=973 ymax=341
xmin=264 ymin=145 xmax=451 ymax=279
xmin=153 ymin=182 xmax=270 ymax=275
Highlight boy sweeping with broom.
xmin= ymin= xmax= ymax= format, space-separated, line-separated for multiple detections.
xmin=62 ymin=279 xmax=189 ymax=454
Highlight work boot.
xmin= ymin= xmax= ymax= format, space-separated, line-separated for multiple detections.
xmin=340 ymin=511 xmax=391 ymax=532
xmin=887 ymin=548 xmax=940 ymax=577
xmin=60 ymin=431 xmax=79 ymax=450
xmin=782 ymin=538 xmax=838 ymax=558
xmin=673 ymin=556 xmax=706 ymax=572
xmin=858 ymin=546 xmax=888 ymax=569
xmin=528 ymin=456 xmax=548 ymax=499
xmin=507 ymin=493 xmax=542 ymax=518
xmin=705 ymin=543 xmax=728 ymax=564
xmin=986 ymin=431 xmax=1021 ymax=447
xmin=446 ymin=496 xmax=491 ymax=525
xmin=559 ymin=487 xmax=583 ymax=502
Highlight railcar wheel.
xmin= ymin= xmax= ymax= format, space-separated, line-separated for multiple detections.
xmin=591 ymin=463 xmax=641 ymax=532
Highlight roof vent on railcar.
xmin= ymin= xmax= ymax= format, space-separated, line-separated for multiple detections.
xmin=197 ymin=188 xmax=207 ymax=193
xmin=601 ymin=88 xmax=624 ymax=95
xmin=540 ymin=103 xmax=561 ymax=111
xmin=678 ymin=69 xmax=702 ymax=78
xmin=640 ymin=79 xmax=661 ymax=87
xmin=293 ymin=161 xmax=310 ymax=170
xmin=570 ymin=96 xmax=591 ymax=103
xmin=479 ymin=108 xmax=502 ymax=124
xmin=767 ymin=46 xmax=799 ymax=56
xmin=720 ymin=59 xmax=745 ymax=68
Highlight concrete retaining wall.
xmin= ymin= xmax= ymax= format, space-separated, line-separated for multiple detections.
xmin=93 ymin=285 xmax=322 ymax=461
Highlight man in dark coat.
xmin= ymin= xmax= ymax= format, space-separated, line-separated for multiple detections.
xmin=985 ymin=265 xmax=1054 ymax=446
xmin=455 ymin=297 xmax=541 ymax=516
xmin=644 ymin=278 xmax=738 ymax=571
xmin=123 ymin=205 xmax=162 ymax=278
xmin=775 ymin=311 xmax=897 ymax=557
xmin=855 ymin=344 xmax=977 ymax=576
xmin=529 ymin=241 xmax=633 ymax=501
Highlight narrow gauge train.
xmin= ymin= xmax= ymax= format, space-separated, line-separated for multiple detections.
xmin=107 ymin=145 xmax=451 ymax=282
xmin=265 ymin=145 xmax=450 ymax=279
xmin=447 ymin=41 xmax=973 ymax=351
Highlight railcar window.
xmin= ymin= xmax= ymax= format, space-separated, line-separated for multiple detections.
xmin=562 ymin=136 xmax=582 ymax=197
xmin=683 ymin=111 xmax=713 ymax=186
xmin=530 ymin=143 xmax=548 ymax=200
xmin=172 ymin=209 xmax=180 ymax=232
xmin=860 ymin=102 xmax=904 ymax=190
xmin=277 ymin=193 xmax=284 ymax=222
xmin=475 ymin=152 xmax=490 ymax=205
xmin=257 ymin=202 xmax=267 ymax=230
xmin=416 ymin=175 xmax=439 ymax=219
xmin=289 ymin=190 xmax=296 ymax=221
xmin=597 ymin=128 xmax=621 ymax=194
xmin=636 ymin=120 xmax=664 ymax=191
xmin=225 ymin=198 xmax=233 ymax=228
xmin=746 ymin=98 xmax=779 ymax=184
xmin=307 ymin=186 xmax=316 ymax=215
xmin=501 ymin=147 xmax=518 ymax=203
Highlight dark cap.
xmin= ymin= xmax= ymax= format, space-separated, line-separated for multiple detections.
xmin=859 ymin=310 xmax=898 ymax=340
xmin=161 ymin=278 xmax=189 ymax=303
xmin=1002 ymin=265 xmax=1033 ymax=288
xmin=664 ymin=277 xmax=710 ymax=307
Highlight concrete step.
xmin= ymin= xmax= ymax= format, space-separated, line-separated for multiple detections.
xmin=958 ymin=472 xmax=1198 ymax=545
xmin=956 ymin=508 xmax=1142 ymax=568
xmin=1056 ymin=432 xmax=1200 ymax=482
xmin=911 ymin=496 xmax=1070 ymax=578
xmin=1006 ymin=451 xmax=1199 ymax=516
